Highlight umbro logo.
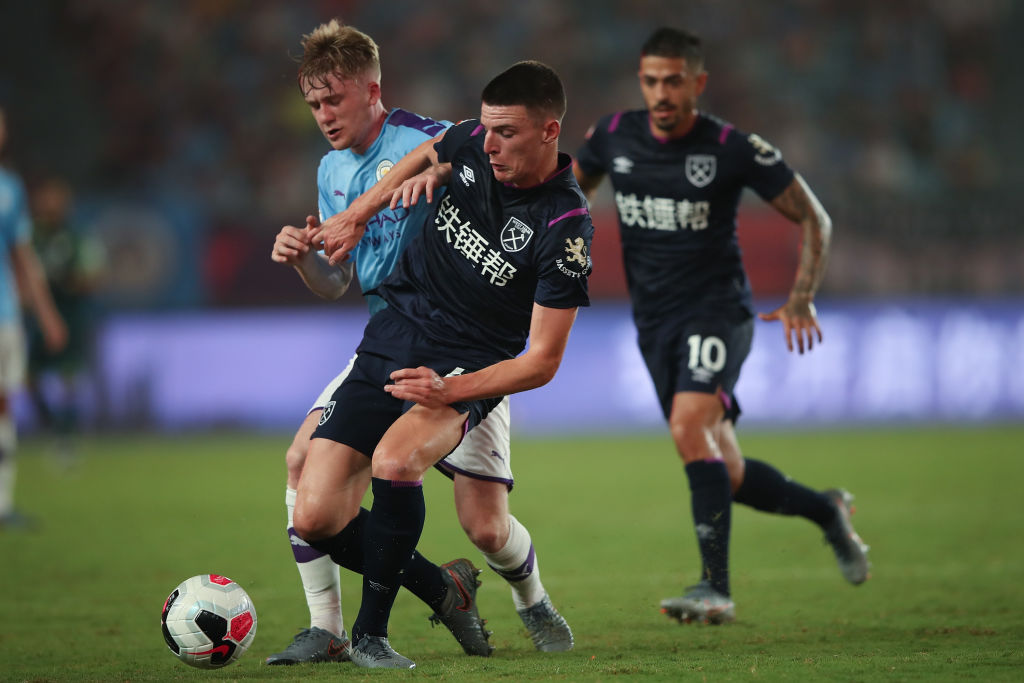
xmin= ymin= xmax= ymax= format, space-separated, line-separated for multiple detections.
xmin=459 ymin=165 xmax=476 ymax=186
xmin=612 ymin=156 xmax=634 ymax=174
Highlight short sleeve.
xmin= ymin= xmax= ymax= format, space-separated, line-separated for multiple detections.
xmin=533 ymin=210 xmax=593 ymax=309
xmin=435 ymin=119 xmax=482 ymax=165
xmin=734 ymin=131 xmax=795 ymax=202
xmin=574 ymin=115 xmax=611 ymax=177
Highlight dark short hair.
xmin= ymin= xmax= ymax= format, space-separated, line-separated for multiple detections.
xmin=481 ymin=60 xmax=566 ymax=122
xmin=641 ymin=27 xmax=704 ymax=69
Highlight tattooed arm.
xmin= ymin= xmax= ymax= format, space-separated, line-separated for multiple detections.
xmin=758 ymin=174 xmax=833 ymax=353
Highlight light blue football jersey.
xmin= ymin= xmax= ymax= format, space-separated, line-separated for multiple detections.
xmin=0 ymin=167 xmax=32 ymax=324
xmin=317 ymin=108 xmax=451 ymax=315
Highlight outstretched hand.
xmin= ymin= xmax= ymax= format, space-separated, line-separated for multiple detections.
xmin=384 ymin=366 xmax=451 ymax=408
xmin=271 ymin=215 xmax=319 ymax=265
xmin=758 ymin=298 xmax=823 ymax=354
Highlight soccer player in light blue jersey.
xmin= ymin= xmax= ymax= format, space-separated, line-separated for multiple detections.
xmin=0 ymin=106 xmax=67 ymax=530
xmin=266 ymin=21 xmax=571 ymax=666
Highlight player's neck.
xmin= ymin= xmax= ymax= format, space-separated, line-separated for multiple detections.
xmin=352 ymin=105 xmax=389 ymax=156
xmin=514 ymin=149 xmax=561 ymax=189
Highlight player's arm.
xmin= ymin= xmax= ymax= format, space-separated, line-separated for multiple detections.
xmin=10 ymin=241 xmax=67 ymax=352
xmin=759 ymin=173 xmax=833 ymax=354
xmin=271 ymin=214 xmax=353 ymax=300
xmin=313 ymin=133 xmax=447 ymax=265
xmin=572 ymin=160 xmax=605 ymax=200
xmin=385 ymin=303 xmax=578 ymax=407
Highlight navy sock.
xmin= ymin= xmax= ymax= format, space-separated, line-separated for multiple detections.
xmin=302 ymin=509 xmax=447 ymax=612
xmin=733 ymin=458 xmax=835 ymax=528
xmin=306 ymin=508 xmax=371 ymax=573
xmin=684 ymin=459 xmax=732 ymax=597
xmin=353 ymin=478 xmax=427 ymax=639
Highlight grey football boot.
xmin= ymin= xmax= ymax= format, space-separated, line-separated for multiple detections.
xmin=517 ymin=594 xmax=574 ymax=651
xmin=428 ymin=558 xmax=494 ymax=656
xmin=660 ymin=581 xmax=736 ymax=624
xmin=350 ymin=634 xmax=415 ymax=669
xmin=264 ymin=626 xmax=351 ymax=665
xmin=823 ymin=488 xmax=871 ymax=584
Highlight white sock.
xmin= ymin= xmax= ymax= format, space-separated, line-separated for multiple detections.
xmin=481 ymin=514 xmax=546 ymax=610
xmin=0 ymin=416 xmax=16 ymax=517
xmin=285 ymin=488 xmax=344 ymax=635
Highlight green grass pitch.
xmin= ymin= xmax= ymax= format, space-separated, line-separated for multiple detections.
xmin=2 ymin=426 xmax=1022 ymax=681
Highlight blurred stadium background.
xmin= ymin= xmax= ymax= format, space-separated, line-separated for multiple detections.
xmin=2 ymin=0 xmax=1021 ymax=435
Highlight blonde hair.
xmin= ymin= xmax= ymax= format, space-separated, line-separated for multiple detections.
xmin=298 ymin=19 xmax=381 ymax=94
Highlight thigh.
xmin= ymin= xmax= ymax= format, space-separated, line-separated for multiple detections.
xmin=438 ymin=395 xmax=514 ymax=489
xmin=372 ymin=403 xmax=468 ymax=481
xmin=296 ymin=437 xmax=372 ymax=533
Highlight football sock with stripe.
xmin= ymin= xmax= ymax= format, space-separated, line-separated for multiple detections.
xmin=482 ymin=514 xmax=546 ymax=610
xmin=353 ymin=478 xmax=427 ymax=639
xmin=285 ymin=487 xmax=343 ymax=635
xmin=684 ymin=458 xmax=732 ymax=597
xmin=733 ymin=458 xmax=835 ymax=528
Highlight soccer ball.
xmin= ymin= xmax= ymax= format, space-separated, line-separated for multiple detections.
xmin=160 ymin=574 xmax=257 ymax=669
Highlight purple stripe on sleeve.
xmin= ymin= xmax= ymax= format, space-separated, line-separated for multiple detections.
xmin=548 ymin=207 xmax=589 ymax=228
xmin=718 ymin=124 xmax=734 ymax=144
xmin=608 ymin=111 xmax=624 ymax=133
xmin=387 ymin=109 xmax=447 ymax=136
xmin=471 ymin=124 xmax=484 ymax=136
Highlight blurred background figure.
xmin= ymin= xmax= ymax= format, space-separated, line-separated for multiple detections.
xmin=24 ymin=176 xmax=105 ymax=464
xmin=0 ymin=106 xmax=68 ymax=529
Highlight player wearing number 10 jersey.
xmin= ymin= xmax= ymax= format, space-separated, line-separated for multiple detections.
xmin=574 ymin=27 xmax=870 ymax=625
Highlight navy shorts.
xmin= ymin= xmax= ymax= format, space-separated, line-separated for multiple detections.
xmin=311 ymin=308 xmax=503 ymax=458
xmin=638 ymin=316 xmax=754 ymax=423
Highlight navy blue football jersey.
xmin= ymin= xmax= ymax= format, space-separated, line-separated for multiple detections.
xmin=575 ymin=110 xmax=794 ymax=329
xmin=374 ymin=119 xmax=593 ymax=361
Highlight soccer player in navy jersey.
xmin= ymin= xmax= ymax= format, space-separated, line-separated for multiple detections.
xmin=293 ymin=60 xmax=592 ymax=668
xmin=573 ymin=27 xmax=870 ymax=625
xmin=267 ymin=24 xmax=573 ymax=665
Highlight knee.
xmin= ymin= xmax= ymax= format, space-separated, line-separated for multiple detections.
xmin=461 ymin=515 xmax=508 ymax=554
xmin=371 ymin=444 xmax=425 ymax=482
xmin=668 ymin=412 xmax=715 ymax=462
xmin=292 ymin=499 xmax=335 ymax=542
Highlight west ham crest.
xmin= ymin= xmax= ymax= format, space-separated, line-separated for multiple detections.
xmin=685 ymin=155 xmax=717 ymax=188
xmin=318 ymin=400 xmax=335 ymax=426
xmin=500 ymin=217 xmax=534 ymax=252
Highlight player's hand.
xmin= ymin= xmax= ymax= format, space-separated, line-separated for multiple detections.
xmin=312 ymin=209 xmax=366 ymax=266
xmin=758 ymin=296 xmax=822 ymax=354
xmin=271 ymin=216 xmax=316 ymax=265
xmin=384 ymin=366 xmax=450 ymax=408
xmin=390 ymin=167 xmax=447 ymax=210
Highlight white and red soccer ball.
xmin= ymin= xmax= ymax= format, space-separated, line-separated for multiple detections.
xmin=160 ymin=574 xmax=257 ymax=669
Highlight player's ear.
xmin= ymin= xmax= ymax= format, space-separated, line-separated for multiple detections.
xmin=542 ymin=118 xmax=560 ymax=145
xmin=367 ymin=80 xmax=382 ymax=106
xmin=695 ymin=70 xmax=708 ymax=96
